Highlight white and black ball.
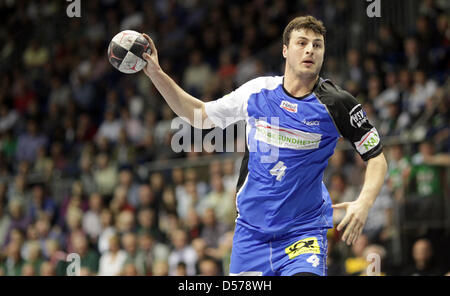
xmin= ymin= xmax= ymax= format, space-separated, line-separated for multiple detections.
xmin=107 ymin=30 xmax=151 ymax=74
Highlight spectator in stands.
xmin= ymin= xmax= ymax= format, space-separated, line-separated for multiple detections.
xmin=121 ymin=263 xmax=139 ymax=276
xmin=98 ymin=209 xmax=116 ymax=255
xmin=44 ymin=239 xmax=67 ymax=276
xmin=7 ymin=175 xmax=27 ymax=204
xmin=329 ymin=173 xmax=357 ymax=204
xmin=152 ymin=260 xmax=169 ymax=276
xmin=119 ymin=107 xmax=144 ymax=145
xmin=5 ymin=200 xmax=30 ymax=246
xmin=64 ymin=207 xmax=83 ymax=240
xmin=27 ymin=184 xmax=57 ymax=224
xmin=185 ymin=208 xmax=202 ymax=241
xmin=16 ymin=119 xmax=48 ymax=163
xmin=323 ymin=150 xmax=352 ymax=185
xmin=402 ymin=238 xmax=443 ymax=275
xmin=112 ymin=129 xmax=137 ymax=167
xmin=405 ymin=141 xmax=445 ymax=222
xmin=221 ymin=159 xmax=239 ymax=194
xmin=96 ymin=109 xmax=122 ymax=144
xmin=11 ymin=77 xmax=36 ymax=115
xmin=198 ymin=173 xmax=235 ymax=228
xmin=183 ymin=50 xmax=213 ymax=97
xmin=175 ymin=262 xmax=188 ymax=276
xmin=93 ymin=153 xmax=118 ymax=197
xmin=40 ymin=261 xmax=56 ymax=276
xmin=122 ymin=232 xmax=145 ymax=275
xmin=21 ymin=263 xmax=35 ymax=276
xmin=35 ymin=216 xmax=60 ymax=257
xmin=344 ymin=49 xmax=363 ymax=85
xmin=0 ymin=103 xmax=19 ymax=133
xmin=82 ymin=192 xmax=103 ymax=245
xmin=135 ymin=130 xmax=157 ymax=164
xmin=374 ymin=71 xmax=401 ymax=121
xmin=176 ymin=181 xmax=199 ymax=221
xmin=198 ymin=257 xmax=221 ymax=276
xmin=137 ymin=207 xmax=164 ymax=243
xmin=117 ymin=169 xmax=140 ymax=208
xmin=200 ymin=208 xmax=229 ymax=249
xmin=70 ymin=232 xmax=99 ymax=275
xmin=363 ymin=184 xmax=394 ymax=244
xmin=160 ymin=187 xmax=178 ymax=218
xmin=33 ymin=147 xmax=53 ymax=182
xmin=136 ymin=186 xmax=158 ymax=227
xmin=402 ymin=37 xmax=421 ymax=72
xmin=149 ymin=172 xmax=165 ymax=204
xmin=48 ymin=76 xmax=71 ymax=109
xmin=191 ymin=238 xmax=208 ymax=271
xmin=235 ymin=46 xmax=261 ymax=86
xmin=0 ymin=240 xmax=24 ymax=276
xmin=98 ymin=234 xmax=127 ymax=276
xmin=387 ymin=144 xmax=411 ymax=203
xmin=154 ymin=105 xmax=176 ymax=147
xmin=77 ymin=153 xmax=97 ymax=196
xmin=171 ymin=167 xmax=185 ymax=196
xmin=184 ymin=168 xmax=208 ymax=200
xmin=115 ymin=210 xmax=136 ymax=235
xmin=378 ymin=101 xmax=405 ymax=137
xmin=168 ymin=229 xmax=197 ymax=276
xmin=24 ymin=240 xmax=44 ymax=275
xmin=408 ymin=70 xmax=438 ymax=120
xmin=136 ymin=232 xmax=170 ymax=275
xmin=22 ymin=39 xmax=49 ymax=69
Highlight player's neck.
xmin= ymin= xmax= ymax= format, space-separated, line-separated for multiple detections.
xmin=283 ymin=73 xmax=319 ymax=98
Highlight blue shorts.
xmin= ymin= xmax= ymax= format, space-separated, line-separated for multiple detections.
xmin=229 ymin=223 xmax=328 ymax=276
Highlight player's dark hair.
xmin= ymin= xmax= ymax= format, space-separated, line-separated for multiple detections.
xmin=283 ymin=15 xmax=326 ymax=46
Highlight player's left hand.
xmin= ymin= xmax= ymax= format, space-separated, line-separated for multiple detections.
xmin=332 ymin=200 xmax=371 ymax=246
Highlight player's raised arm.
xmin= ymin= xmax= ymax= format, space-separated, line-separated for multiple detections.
xmin=140 ymin=33 xmax=214 ymax=129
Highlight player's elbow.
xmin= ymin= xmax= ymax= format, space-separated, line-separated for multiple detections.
xmin=199 ymin=104 xmax=216 ymax=129
xmin=184 ymin=104 xmax=214 ymax=129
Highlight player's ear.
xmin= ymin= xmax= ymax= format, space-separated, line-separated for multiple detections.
xmin=282 ymin=44 xmax=287 ymax=59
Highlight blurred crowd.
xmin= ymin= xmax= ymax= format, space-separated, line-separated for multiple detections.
xmin=0 ymin=0 xmax=449 ymax=276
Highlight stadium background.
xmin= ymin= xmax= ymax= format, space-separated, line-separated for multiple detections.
xmin=0 ymin=0 xmax=448 ymax=276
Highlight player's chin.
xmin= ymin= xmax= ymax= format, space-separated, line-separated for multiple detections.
xmin=297 ymin=68 xmax=319 ymax=78
xmin=302 ymin=63 xmax=319 ymax=70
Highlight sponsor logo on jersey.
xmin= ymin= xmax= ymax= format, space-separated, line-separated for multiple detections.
xmin=349 ymin=104 xmax=368 ymax=128
xmin=280 ymin=100 xmax=298 ymax=113
xmin=354 ymin=127 xmax=380 ymax=154
xmin=285 ymin=237 xmax=320 ymax=259
xmin=254 ymin=120 xmax=321 ymax=150
xmin=302 ymin=119 xmax=320 ymax=126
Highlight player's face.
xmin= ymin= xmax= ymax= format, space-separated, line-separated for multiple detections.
xmin=283 ymin=29 xmax=324 ymax=79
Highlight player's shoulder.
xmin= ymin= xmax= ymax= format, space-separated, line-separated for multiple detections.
xmin=315 ymin=78 xmax=357 ymax=107
xmin=237 ymin=75 xmax=283 ymax=93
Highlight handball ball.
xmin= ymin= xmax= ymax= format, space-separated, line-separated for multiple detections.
xmin=108 ymin=30 xmax=151 ymax=74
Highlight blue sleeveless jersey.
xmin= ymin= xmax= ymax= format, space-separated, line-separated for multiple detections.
xmin=205 ymin=76 xmax=382 ymax=235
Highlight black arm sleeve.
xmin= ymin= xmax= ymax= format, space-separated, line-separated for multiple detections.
xmin=316 ymin=80 xmax=383 ymax=161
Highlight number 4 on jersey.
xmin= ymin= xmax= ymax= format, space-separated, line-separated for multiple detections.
xmin=270 ymin=161 xmax=287 ymax=181
xmin=307 ymin=254 xmax=320 ymax=267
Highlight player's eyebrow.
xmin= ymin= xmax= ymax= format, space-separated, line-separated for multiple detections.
xmin=296 ymin=36 xmax=323 ymax=43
